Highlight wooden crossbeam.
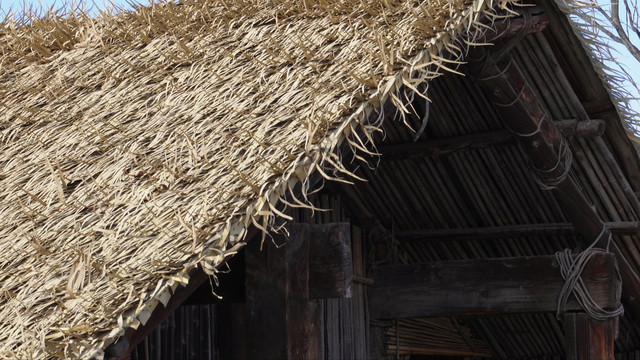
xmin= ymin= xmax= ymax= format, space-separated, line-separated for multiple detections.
xmin=395 ymin=221 xmax=640 ymax=241
xmin=381 ymin=119 xmax=604 ymax=159
xmin=482 ymin=9 xmax=549 ymax=42
xmin=368 ymin=254 xmax=619 ymax=320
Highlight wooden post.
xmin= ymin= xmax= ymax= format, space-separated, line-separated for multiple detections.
xmin=561 ymin=253 xmax=621 ymax=360
xmin=245 ymin=223 xmax=312 ymax=360
xmin=564 ymin=313 xmax=617 ymax=360
xmin=244 ymin=222 xmax=354 ymax=359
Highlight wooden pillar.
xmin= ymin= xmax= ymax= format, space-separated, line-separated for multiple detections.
xmin=309 ymin=223 xmax=353 ymax=299
xmin=245 ymin=223 xmax=313 ymax=360
xmin=563 ymin=313 xmax=617 ymax=360
xmin=561 ymin=252 xmax=621 ymax=360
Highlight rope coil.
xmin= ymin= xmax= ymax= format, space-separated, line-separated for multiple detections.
xmin=555 ymin=226 xmax=624 ymax=320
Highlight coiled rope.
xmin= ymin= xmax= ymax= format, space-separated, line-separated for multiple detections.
xmin=555 ymin=226 xmax=624 ymax=320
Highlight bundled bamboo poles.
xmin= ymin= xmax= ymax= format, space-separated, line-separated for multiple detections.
xmin=0 ymin=0 xmax=524 ymax=358
xmin=385 ymin=317 xmax=492 ymax=357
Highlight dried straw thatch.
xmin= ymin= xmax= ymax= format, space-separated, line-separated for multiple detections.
xmin=0 ymin=0 xmax=526 ymax=357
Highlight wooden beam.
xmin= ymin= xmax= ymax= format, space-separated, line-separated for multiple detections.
xmin=395 ymin=221 xmax=640 ymax=242
xmin=482 ymin=10 xmax=549 ymax=42
xmin=245 ymin=223 xmax=318 ymax=360
xmin=381 ymin=119 xmax=604 ymax=160
xmin=583 ymin=102 xmax=615 ymax=116
xmin=368 ymin=253 xmax=618 ymax=320
xmin=564 ymin=313 xmax=617 ymax=359
xmin=382 ymin=129 xmax=513 ymax=159
xmin=309 ymin=223 xmax=353 ymax=299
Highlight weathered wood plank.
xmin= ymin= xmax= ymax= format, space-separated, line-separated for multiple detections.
xmin=351 ymin=226 xmax=368 ymax=360
xmin=368 ymin=254 xmax=618 ymax=319
xmin=230 ymin=303 xmax=247 ymax=360
xmin=287 ymin=225 xmax=311 ymax=359
xmin=309 ymin=300 xmax=324 ymax=360
xmin=245 ymin=223 xmax=311 ymax=360
xmin=309 ymin=223 xmax=353 ymax=299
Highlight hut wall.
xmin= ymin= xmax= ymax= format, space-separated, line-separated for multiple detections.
xmin=130 ymin=305 xmax=218 ymax=360
xmin=130 ymin=192 xmax=369 ymax=360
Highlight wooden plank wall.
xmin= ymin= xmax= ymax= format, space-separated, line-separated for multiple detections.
xmin=130 ymin=304 xmax=218 ymax=360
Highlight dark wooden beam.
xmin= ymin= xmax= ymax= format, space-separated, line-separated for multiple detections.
xmin=382 ymin=129 xmax=513 ymax=159
xmin=368 ymin=253 xmax=618 ymax=320
xmin=583 ymin=101 xmax=615 ymax=116
xmin=482 ymin=10 xmax=549 ymax=42
xmin=309 ymin=223 xmax=353 ymax=299
xmin=564 ymin=313 xmax=617 ymax=359
xmin=381 ymin=119 xmax=604 ymax=160
xmin=395 ymin=221 xmax=640 ymax=242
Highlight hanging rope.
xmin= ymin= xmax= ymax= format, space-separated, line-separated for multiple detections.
xmin=555 ymin=226 xmax=624 ymax=320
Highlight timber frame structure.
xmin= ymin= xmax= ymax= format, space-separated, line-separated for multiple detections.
xmin=2 ymin=0 xmax=640 ymax=358
xmin=117 ymin=4 xmax=640 ymax=359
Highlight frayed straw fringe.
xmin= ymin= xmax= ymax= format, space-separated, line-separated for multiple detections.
xmin=552 ymin=0 xmax=640 ymax=141
xmin=0 ymin=0 xmax=518 ymax=358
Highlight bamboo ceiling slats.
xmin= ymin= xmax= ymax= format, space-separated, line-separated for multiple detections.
xmin=385 ymin=317 xmax=492 ymax=357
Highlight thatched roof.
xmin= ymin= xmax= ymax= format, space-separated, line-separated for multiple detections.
xmin=0 ymin=0 xmax=526 ymax=357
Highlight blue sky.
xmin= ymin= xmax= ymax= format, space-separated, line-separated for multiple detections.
xmin=1 ymin=0 xmax=639 ymax=129
xmin=0 ymin=0 xmax=133 ymax=14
